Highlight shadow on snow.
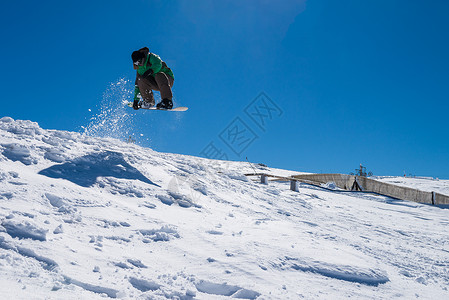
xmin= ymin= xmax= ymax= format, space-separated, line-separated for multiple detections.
xmin=39 ymin=151 xmax=159 ymax=188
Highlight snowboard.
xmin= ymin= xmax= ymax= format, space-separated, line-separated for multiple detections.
xmin=127 ymin=102 xmax=188 ymax=112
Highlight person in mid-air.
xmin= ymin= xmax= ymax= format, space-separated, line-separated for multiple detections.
xmin=131 ymin=47 xmax=174 ymax=109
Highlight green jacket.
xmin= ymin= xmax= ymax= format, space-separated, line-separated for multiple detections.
xmin=134 ymin=49 xmax=174 ymax=101
xmin=137 ymin=53 xmax=174 ymax=79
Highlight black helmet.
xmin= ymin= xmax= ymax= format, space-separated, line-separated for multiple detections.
xmin=131 ymin=51 xmax=146 ymax=64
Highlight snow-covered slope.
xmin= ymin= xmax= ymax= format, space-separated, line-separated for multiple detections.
xmin=0 ymin=117 xmax=448 ymax=299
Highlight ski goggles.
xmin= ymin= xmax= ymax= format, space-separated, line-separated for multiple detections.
xmin=134 ymin=57 xmax=146 ymax=66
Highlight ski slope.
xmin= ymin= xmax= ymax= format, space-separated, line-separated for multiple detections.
xmin=0 ymin=117 xmax=448 ymax=299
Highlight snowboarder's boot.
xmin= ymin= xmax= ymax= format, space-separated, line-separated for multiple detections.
xmin=156 ymin=98 xmax=173 ymax=109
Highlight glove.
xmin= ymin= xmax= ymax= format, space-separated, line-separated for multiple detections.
xmin=133 ymin=100 xmax=140 ymax=110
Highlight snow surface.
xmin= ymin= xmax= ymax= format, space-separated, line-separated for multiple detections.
xmin=0 ymin=117 xmax=448 ymax=299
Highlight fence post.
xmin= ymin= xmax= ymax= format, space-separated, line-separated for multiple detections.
xmin=290 ymin=180 xmax=299 ymax=192
xmin=432 ymin=191 xmax=435 ymax=205
xmin=261 ymin=174 xmax=268 ymax=184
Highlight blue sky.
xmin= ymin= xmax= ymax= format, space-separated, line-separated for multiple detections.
xmin=1 ymin=0 xmax=448 ymax=178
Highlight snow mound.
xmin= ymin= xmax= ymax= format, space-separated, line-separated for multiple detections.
xmin=129 ymin=277 xmax=161 ymax=292
xmin=282 ymin=256 xmax=389 ymax=286
xmin=195 ymin=280 xmax=260 ymax=299
xmin=2 ymin=220 xmax=48 ymax=241
xmin=139 ymin=225 xmax=180 ymax=242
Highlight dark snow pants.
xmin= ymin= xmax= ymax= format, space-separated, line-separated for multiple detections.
xmin=136 ymin=72 xmax=174 ymax=105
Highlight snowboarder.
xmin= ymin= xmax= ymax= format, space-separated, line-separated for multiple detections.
xmin=131 ymin=47 xmax=174 ymax=110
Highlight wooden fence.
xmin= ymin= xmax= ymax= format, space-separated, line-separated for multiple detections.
xmin=245 ymin=173 xmax=449 ymax=206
